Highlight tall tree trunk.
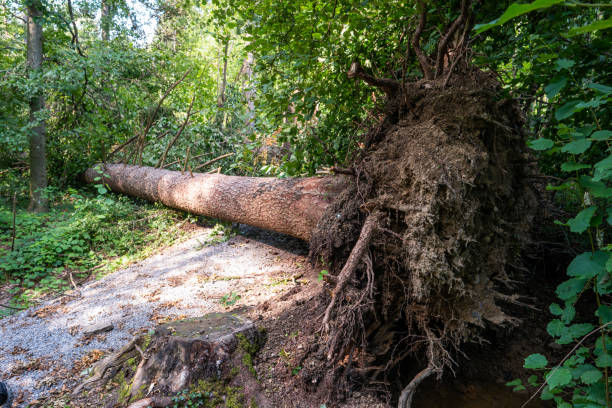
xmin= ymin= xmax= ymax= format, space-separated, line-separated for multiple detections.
xmin=101 ymin=0 xmax=111 ymax=41
xmin=26 ymin=1 xmax=47 ymax=213
xmin=242 ymin=52 xmax=255 ymax=132
xmin=216 ymin=39 xmax=229 ymax=127
xmin=84 ymin=164 xmax=346 ymax=241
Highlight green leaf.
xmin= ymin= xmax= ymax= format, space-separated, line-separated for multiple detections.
xmin=596 ymin=305 xmax=612 ymax=324
xmin=595 ymin=155 xmax=612 ymax=171
xmin=546 ymin=367 xmax=572 ymax=389
xmin=524 ymin=353 xmax=548 ymax=369
xmin=567 ymin=252 xmax=607 ymax=278
xmin=588 ymin=83 xmax=612 ymax=95
xmin=528 ymin=138 xmax=554 ymax=150
xmin=474 ymin=0 xmax=566 ymax=34
xmin=528 ymin=375 xmax=539 ymax=386
xmin=579 ymin=176 xmax=612 ymax=198
xmin=555 ymin=101 xmax=582 ymax=121
xmin=549 ymin=303 xmax=563 ymax=316
xmin=567 ymin=207 xmax=597 ymax=233
xmin=561 ymin=139 xmax=591 ymax=154
xmin=568 ymin=17 xmax=612 ymax=36
xmin=580 ymin=369 xmax=603 ymax=385
xmin=555 ymin=58 xmax=575 ymax=71
xmin=561 ymin=162 xmax=590 ymax=172
xmin=591 ymin=130 xmax=612 ymax=141
xmin=544 ymin=77 xmax=567 ymax=99
xmin=556 ymin=277 xmax=588 ymax=301
xmin=558 ymin=323 xmax=595 ymax=345
xmin=595 ymin=353 xmax=612 ymax=368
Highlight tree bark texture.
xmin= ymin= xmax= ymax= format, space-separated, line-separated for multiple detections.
xmin=26 ymin=1 xmax=48 ymax=213
xmin=101 ymin=0 xmax=111 ymax=41
xmin=84 ymin=164 xmax=346 ymax=241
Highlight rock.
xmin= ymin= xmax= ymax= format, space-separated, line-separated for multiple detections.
xmin=129 ymin=313 xmax=258 ymax=399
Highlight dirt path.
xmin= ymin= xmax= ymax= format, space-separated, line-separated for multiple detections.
xmin=0 ymin=224 xmax=308 ymax=406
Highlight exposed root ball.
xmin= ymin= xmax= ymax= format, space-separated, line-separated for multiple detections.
xmin=310 ymin=71 xmax=536 ymax=384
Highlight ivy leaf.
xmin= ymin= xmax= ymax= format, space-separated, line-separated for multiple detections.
xmin=561 ymin=139 xmax=591 ymax=155
xmin=524 ymin=353 xmax=548 ymax=369
xmin=545 ymin=367 xmax=572 ymax=389
xmin=544 ymin=77 xmax=567 ymax=99
xmin=580 ymin=369 xmax=603 ymax=385
xmin=591 ymin=130 xmax=612 ymax=141
xmin=528 ymin=138 xmax=554 ymax=150
xmin=568 ymin=17 xmax=612 ymax=36
xmin=555 ymin=101 xmax=582 ymax=121
xmin=567 ymin=207 xmax=597 ymax=233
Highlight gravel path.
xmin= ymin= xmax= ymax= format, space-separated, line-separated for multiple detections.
xmin=0 ymin=225 xmax=307 ymax=405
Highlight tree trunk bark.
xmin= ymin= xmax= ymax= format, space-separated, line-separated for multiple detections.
xmin=84 ymin=164 xmax=346 ymax=241
xmin=26 ymin=1 xmax=47 ymax=213
xmin=216 ymin=39 xmax=229 ymax=127
xmin=101 ymin=0 xmax=111 ymax=41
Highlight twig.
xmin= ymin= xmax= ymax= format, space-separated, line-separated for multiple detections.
xmin=108 ymin=130 xmax=171 ymax=162
xmin=207 ymin=166 xmax=221 ymax=174
xmin=0 ymin=303 xmax=26 ymax=310
xmin=182 ymin=146 xmax=191 ymax=175
xmin=68 ymin=271 xmax=78 ymax=290
xmin=11 ymin=192 xmax=16 ymax=251
xmin=157 ymin=92 xmax=196 ymax=168
xmin=163 ymin=152 xmax=210 ymax=169
xmin=521 ymin=322 xmax=612 ymax=408
xmin=193 ymin=152 xmax=234 ymax=172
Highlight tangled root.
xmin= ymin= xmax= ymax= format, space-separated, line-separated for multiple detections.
xmin=310 ymin=70 xmax=537 ymax=396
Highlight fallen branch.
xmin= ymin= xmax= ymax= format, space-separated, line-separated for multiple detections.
xmin=0 ymin=303 xmax=26 ymax=311
xmin=157 ymin=92 xmax=196 ymax=168
xmin=193 ymin=152 xmax=234 ymax=172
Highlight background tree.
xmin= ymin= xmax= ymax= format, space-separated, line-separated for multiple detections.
xmin=25 ymin=0 xmax=47 ymax=212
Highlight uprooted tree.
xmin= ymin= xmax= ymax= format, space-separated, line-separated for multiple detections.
xmin=84 ymin=1 xmax=537 ymax=405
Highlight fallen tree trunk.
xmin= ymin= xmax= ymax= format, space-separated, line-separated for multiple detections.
xmin=83 ymin=164 xmax=346 ymax=241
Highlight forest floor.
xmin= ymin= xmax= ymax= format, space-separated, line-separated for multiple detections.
xmin=0 ymin=222 xmax=556 ymax=407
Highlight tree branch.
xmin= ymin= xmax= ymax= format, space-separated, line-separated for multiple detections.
xmin=347 ymin=62 xmax=399 ymax=96
xmin=434 ymin=0 xmax=471 ymax=78
xmin=412 ymin=1 xmax=434 ymax=80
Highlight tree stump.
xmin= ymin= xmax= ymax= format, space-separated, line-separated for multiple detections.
xmin=74 ymin=313 xmax=260 ymax=404
xmin=130 ymin=313 xmax=258 ymax=400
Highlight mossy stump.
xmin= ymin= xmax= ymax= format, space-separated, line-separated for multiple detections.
xmin=74 ymin=313 xmax=259 ymax=406
xmin=130 ymin=313 xmax=258 ymax=400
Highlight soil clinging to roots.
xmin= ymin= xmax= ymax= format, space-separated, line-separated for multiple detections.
xmin=309 ymin=70 xmax=537 ymax=394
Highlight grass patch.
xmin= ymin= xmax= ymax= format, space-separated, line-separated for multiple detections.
xmin=0 ymin=188 xmax=199 ymax=311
